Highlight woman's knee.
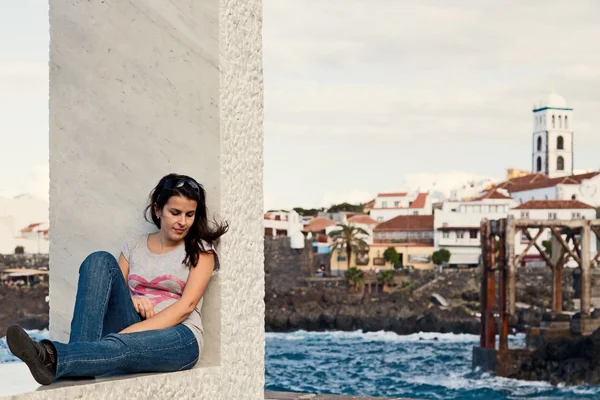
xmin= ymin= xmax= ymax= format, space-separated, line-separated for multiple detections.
xmin=79 ymin=251 xmax=119 ymax=275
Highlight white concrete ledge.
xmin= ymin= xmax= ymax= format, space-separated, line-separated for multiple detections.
xmin=0 ymin=363 xmax=221 ymax=399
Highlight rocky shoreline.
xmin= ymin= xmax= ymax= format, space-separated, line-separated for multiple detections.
xmin=0 ymin=285 xmax=49 ymax=338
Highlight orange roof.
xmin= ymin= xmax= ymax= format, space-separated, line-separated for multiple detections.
xmin=514 ymin=200 xmax=596 ymax=210
xmin=495 ymin=172 xmax=599 ymax=193
xmin=473 ymin=188 xmax=512 ymax=201
xmin=364 ymin=199 xmax=376 ymax=208
xmin=347 ymin=215 xmax=379 ymax=225
xmin=302 ymin=217 xmax=336 ymax=232
xmin=377 ymin=192 xmax=407 ymax=198
xmin=410 ymin=193 xmax=428 ymax=208
xmin=374 ymin=215 xmax=434 ymax=232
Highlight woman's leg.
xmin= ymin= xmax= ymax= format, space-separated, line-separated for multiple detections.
xmin=51 ymin=325 xmax=199 ymax=379
xmin=69 ymin=251 xmax=141 ymax=343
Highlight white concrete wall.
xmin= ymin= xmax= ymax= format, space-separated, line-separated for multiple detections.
xmin=41 ymin=0 xmax=264 ymax=399
xmin=512 ymin=186 xmax=558 ymax=204
xmin=557 ymin=175 xmax=600 ymax=207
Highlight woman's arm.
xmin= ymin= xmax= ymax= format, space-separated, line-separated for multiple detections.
xmin=117 ymin=253 xmax=130 ymax=281
xmin=119 ymin=252 xmax=215 ymax=334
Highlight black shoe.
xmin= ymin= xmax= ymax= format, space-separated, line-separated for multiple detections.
xmin=7 ymin=325 xmax=57 ymax=385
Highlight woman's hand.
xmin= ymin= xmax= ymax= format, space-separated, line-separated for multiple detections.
xmin=132 ymin=296 xmax=155 ymax=320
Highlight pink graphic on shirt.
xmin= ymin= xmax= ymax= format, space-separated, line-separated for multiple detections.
xmin=128 ymin=274 xmax=186 ymax=307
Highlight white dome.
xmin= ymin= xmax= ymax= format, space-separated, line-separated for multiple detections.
xmin=537 ymin=90 xmax=569 ymax=109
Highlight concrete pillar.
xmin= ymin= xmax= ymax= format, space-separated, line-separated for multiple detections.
xmin=581 ymin=223 xmax=592 ymax=318
xmin=50 ymin=1 xmax=264 ymax=398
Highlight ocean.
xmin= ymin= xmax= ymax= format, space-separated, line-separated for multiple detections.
xmin=2 ymin=329 xmax=600 ymax=399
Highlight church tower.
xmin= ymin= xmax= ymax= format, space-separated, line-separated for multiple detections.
xmin=532 ymin=90 xmax=574 ymax=178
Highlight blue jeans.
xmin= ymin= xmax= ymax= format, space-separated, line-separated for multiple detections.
xmin=45 ymin=251 xmax=199 ymax=379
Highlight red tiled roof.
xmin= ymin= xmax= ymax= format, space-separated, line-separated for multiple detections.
xmin=364 ymin=199 xmax=376 ymax=208
xmin=377 ymin=192 xmax=407 ymax=198
xmin=348 ymin=215 xmax=379 ymax=225
xmin=302 ymin=217 xmax=336 ymax=232
xmin=495 ymin=172 xmax=600 ymax=193
xmin=438 ymin=226 xmax=479 ymax=230
xmin=513 ymin=200 xmax=596 ymax=210
xmin=410 ymin=193 xmax=428 ymax=208
xmin=370 ymin=243 xmax=434 ymax=248
xmin=473 ymin=188 xmax=511 ymax=200
xmin=374 ymin=215 xmax=434 ymax=232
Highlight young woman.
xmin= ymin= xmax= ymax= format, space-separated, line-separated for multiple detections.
xmin=7 ymin=173 xmax=227 ymax=385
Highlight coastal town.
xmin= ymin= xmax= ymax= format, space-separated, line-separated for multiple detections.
xmin=265 ymin=90 xmax=600 ymax=278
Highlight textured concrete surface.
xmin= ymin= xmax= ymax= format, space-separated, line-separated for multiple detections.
xmin=42 ymin=0 xmax=264 ymax=399
xmin=0 ymin=366 xmax=417 ymax=399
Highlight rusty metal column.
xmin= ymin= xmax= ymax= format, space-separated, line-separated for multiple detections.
xmin=479 ymin=220 xmax=488 ymax=348
xmin=551 ymin=234 xmax=562 ymax=313
xmin=481 ymin=219 xmax=496 ymax=349
xmin=497 ymin=219 xmax=509 ymax=354
xmin=506 ymin=217 xmax=516 ymax=316
xmin=581 ymin=222 xmax=592 ymax=318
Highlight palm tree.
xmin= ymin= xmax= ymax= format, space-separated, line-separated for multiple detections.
xmin=328 ymin=223 xmax=370 ymax=270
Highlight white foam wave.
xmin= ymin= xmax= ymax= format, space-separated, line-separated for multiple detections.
xmin=266 ymin=330 xmax=521 ymax=343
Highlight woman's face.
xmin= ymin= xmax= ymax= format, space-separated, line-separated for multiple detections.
xmin=155 ymin=195 xmax=198 ymax=242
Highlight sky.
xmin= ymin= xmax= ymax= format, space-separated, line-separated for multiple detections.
xmin=2 ymin=1 xmax=600 ymax=211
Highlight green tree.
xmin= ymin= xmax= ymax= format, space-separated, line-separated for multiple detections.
xmin=542 ymin=240 xmax=552 ymax=257
xmin=383 ymin=246 xmax=401 ymax=267
xmin=327 ymin=203 xmax=365 ymax=213
xmin=328 ymin=223 xmax=370 ymax=269
xmin=376 ymin=270 xmax=395 ymax=285
xmin=14 ymin=246 xmax=25 ymax=255
xmin=345 ymin=267 xmax=366 ymax=291
xmin=432 ymin=248 xmax=451 ymax=266
xmin=291 ymin=207 xmax=323 ymax=217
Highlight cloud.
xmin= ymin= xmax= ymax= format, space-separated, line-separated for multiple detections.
xmin=262 ymin=0 xmax=600 ymax=209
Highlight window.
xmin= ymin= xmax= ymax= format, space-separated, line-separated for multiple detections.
xmin=442 ymin=222 xmax=448 ymax=227
xmin=474 ymin=205 xmax=481 ymax=213
xmin=394 ymin=201 xmax=400 ymax=207
xmin=382 ymin=201 xmax=388 ymax=208
xmin=572 ymin=194 xmax=577 ymax=200
xmin=377 ymin=217 xmax=384 ymax=222
xmin=442 ymin=231 xmax=449 ymax=239
xmin=521 ymin=211 xmax=530 ymax=219
xmin=572 ymin=212 xmax=581 ymax=219
xmin=557 ymin=136 xmax=564 ymax=150
xmin=559 ymin=115 xmax=562 ymax=129
xmin=557 ymin=156 xmax=564 ymax=171
xmin=536 ymin=156 xmax=542 ymax=172
xmin=552 ymin=114 xmax=555 ymax=128
xmin=548 ymin=212 xmax=557 ymax=220
xmin=457 ymin=231 xmax=465 ymax=239
xmin=565 ymin=116 xmax=569 ymax=129
xmin=537 ymin=136 xmax=542 ymax=151
xmin=481 ymin=205 xmax=489 ymax=213
xmin=470 ymin=230 xmax=478 ymax=239
xmin=413 ymin=211 xmax=419 ymax=215
xmin=490 ymin=205 xmax=497 ymax=213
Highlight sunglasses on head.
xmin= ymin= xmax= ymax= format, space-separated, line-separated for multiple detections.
xmin=163 ymin=177 xmax=201 ymax=193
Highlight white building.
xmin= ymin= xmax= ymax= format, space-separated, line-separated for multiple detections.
xmin=491 ymin=90 xmax=600 ymax=207
xmin=0 ymin=194 xmax=49 ymax=254
xmin=508 ymin=200 xmax=598 ymax=267
xmin=494 ymin=171 xmax=600 ymax=208
xmin=369 ymin=192 xmax=432 ymax=222
xmin=434 ymin=188 xmax=518 ymax=267
xmin=532 ymin=90 xmax=574 ymax=178
xmin=263 ymin=210 xmax=305 ymax=249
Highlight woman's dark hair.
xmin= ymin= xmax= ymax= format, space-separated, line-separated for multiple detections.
xmin=144 ymin=173 xmax=228 ymax=269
